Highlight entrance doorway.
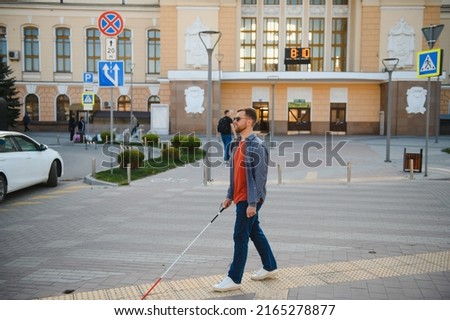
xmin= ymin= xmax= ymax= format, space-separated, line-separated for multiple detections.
xmin=330 ymin=103 xmax=347 ymax=132
xmin=288 ymin=107 xmax=311 ymax=132
xmin=252 ymin=101 xmax=269 ymax=133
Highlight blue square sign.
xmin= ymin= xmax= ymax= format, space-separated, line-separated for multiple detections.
xmin=98 ymin=60 xmax=124 ymax=87
xmin=417 ymin=49 xmax=442 ymax=78
xmin=83 ymin=72 xmax=94 ymax=83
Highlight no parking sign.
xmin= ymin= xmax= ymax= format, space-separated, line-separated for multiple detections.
xmin=97 ymin=11 xmax=124 ymax=37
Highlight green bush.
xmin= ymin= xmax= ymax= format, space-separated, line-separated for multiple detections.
xmin=100 ymin=130 xmax=116 ymax=143
xmin=142 ymin=133 xmax=159 ymax=147
xmin=179 ymin=135 xmax=201 ymax=152
xmin=170 ymin=134 xmax=182 ymax=148
xmin=160 ymin=147 xmax=180 ymax=161
xmin=117 ymin=148 xmax=144 ymax=169
xmin=170 ymin=134 xmax=201 ymax=152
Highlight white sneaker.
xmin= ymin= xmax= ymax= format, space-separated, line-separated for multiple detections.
xmin=212 ymin=276 xmax=241 ymax=292
xmin=251 ymin=268 xmax=279 ymax=281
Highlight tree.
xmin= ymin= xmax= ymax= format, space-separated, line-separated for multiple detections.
xmin=0 ymin=62 xmax=21 ymax=128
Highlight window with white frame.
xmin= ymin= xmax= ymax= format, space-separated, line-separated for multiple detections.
xmin=118 ymin=29 xmax=132 ymax=73
xmin=240 ymin=17 xmax=257 ymax=72
xmin=55 ymin=27 xmax=71 ymax=73
xmin=86 ymin=28 xmax=100 ymax=73
xmin=0 ymin=26 xmax=6 ymax=64
xmin=24 ymin=27 xmax=39 ymax=72
xmin=147 ymin=29 xmax=160 ymax=74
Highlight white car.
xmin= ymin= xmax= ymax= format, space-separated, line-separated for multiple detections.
xmin=0 ymin=131 xmax=64 ymax=202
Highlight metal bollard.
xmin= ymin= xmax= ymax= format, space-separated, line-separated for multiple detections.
xmin=127 ymin=163 xmax=131 ymax=185
xmin=277 ymin=163 xmax=282 ymax=185
xmin=92 ymin=158 xmax=96 ymax=178
xmin=409 ymin=158 xmax=414 ymax=180
xmin=203 ymin=163 xmax=208 ymax=186
xmin=347 ymin=162 xmax=352 ymax=183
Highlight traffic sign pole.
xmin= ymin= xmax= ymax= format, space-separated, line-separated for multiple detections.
xmin=98 ymin=10 xmax=124 ymax=172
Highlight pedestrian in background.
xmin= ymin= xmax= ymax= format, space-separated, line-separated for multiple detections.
xmin=131 ymin=114 xmax=139 ymax=137
xmin=22 ymin=112 xmax=30 ymax=132
xmin=68 ymin=115 xmax=76 ymax=141
xmin=78 ymin=116 xmax=86 ymax=142
xmin=217 ymin=110 xmax=236 ymax=163
xmin=213 ymin=107 xmax=278 ymax=292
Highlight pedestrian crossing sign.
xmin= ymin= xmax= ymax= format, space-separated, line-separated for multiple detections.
xmin=417 ymin=48 xmax=442 ymax=78
xmin=82 ymin=92 xmax=95 ymax=109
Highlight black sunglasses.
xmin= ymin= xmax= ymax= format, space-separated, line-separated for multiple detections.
xmin=233 ymin=117 xmax=249 ymax=122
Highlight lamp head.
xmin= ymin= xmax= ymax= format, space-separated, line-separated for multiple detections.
xmin=382 ymin=58 xmax=399 ymax=72
xmin=198 ymin=30 xmax=222 ymax=50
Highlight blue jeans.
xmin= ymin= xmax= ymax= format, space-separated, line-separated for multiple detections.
xmin=221 ymin=134 xmax=232 ymax=161
xmin=228 ymin=201 xmax=277 ymax=284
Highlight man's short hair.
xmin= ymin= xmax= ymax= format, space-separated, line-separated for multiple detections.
xmin=224 ymin=109 xmax=230 ymax=115
xmin=237 ymin=108 xmax=257 ymax=122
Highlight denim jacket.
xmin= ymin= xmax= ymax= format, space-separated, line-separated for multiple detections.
xmin=226 ymin=133 xmax=268 ymax=207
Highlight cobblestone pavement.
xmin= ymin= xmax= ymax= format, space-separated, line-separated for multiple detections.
xmin=0 ymin=133 xmax=449 ymax=300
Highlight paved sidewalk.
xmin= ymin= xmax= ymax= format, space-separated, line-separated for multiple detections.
xmin=0 ymin=134 xmax=449 ymax=300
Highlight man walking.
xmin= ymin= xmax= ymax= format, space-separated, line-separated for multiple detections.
xmin=213 ymin=107 xmax=278 ymax=292
xmin=22 ymin=112 xmax=30 ymax=132
xmin=217 ymin=110 xmax=236 ymax=163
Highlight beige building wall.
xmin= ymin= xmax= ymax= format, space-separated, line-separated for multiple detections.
xmin=360 ymin=4 xmax=381 ymax=72
xmin=1 ymin=0 xmax=448 ymax=134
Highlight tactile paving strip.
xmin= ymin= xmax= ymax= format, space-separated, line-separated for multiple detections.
xmin=42 ymin=251 xmax=450 ymax=300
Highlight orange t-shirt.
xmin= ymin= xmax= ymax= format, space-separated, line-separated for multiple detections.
xmin=233 ymin=141 xmax=247 ymax=203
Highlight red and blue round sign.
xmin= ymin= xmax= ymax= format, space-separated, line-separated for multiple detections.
xmin=97 ymin=11 xmax=124 ymax=37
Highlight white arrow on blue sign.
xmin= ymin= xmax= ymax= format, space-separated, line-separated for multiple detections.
xmin=98 ymin=60 xmax=124 ymax=87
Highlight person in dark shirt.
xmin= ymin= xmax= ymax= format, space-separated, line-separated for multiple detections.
xmin=217 ymin=110 xmax=236 ymax=162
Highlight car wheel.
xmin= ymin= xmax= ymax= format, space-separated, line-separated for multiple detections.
xmin=47 ymin=161 xmax=58 ymax=187
xmin=0 ymin=175 xmax=6 ymax=202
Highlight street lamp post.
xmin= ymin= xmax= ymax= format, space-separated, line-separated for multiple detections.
xmin=215 ymin=53 xmax=224 ymax=126
xmin=421 ymin=24 xmax=444 ymax=176
xmin=199 ymin=30 xmax=221 ymax=183
xmin=268 ymin=75 xmax=279 ymax=148
xmin=128 ymin=63 xmax=135 ymax=132
xmin=382 ymin=58 xmax=399 ymax=163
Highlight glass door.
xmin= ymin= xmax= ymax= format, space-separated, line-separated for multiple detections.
xmin=253 ymin=101 xmax=270 ymax=133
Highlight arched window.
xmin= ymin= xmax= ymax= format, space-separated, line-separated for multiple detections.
xmin=147 ymin=95 xmax=160 ymax=112
xmin=118 ymin=95 xmax=130 ymax=111
xmin=25 ymin=94 xmax=39 ymax=121
xmin=56 ymin=94 xmax=70 ymax=122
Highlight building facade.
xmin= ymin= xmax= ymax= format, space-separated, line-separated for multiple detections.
xmin=0 ymin=0 xmax=449 ymax=135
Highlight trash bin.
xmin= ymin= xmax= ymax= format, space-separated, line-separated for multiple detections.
xmin=403 ymin=148 xmax=423 ymax=173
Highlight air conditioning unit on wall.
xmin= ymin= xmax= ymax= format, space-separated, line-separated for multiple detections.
xmin=8 ymin=51 xmax=20 ymax=60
